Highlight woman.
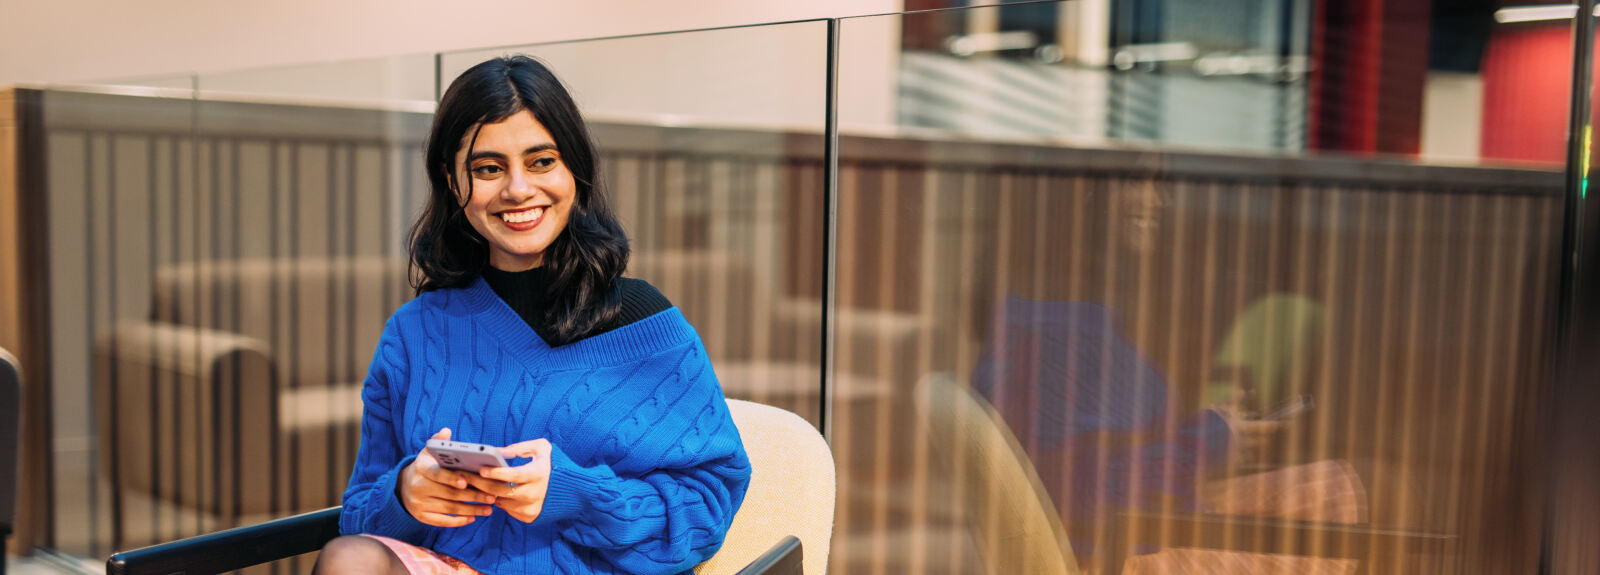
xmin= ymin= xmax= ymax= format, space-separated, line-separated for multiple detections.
xmin=314 ymin=55 xmax=751 ymax=575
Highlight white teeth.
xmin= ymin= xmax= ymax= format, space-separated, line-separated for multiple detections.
xmin=501 ymin=207 xmax=544 ymax=223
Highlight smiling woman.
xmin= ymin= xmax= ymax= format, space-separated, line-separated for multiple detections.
xmin=456 ymin=111 xmax=575 ymax=272
xmin=313 ymin=55 xmax=752 ymax=575
xmin=409 ymin=55 xmax=631 ymax=345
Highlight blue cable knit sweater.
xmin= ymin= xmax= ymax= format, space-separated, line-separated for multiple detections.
xmin=339 ymin=276 xmax=752 ymax=575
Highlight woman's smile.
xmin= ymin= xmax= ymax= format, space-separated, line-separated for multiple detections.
xmin=498 ymin=205 xmax=547 ymax=230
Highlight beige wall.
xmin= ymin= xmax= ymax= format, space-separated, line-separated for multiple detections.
xmin=0 ymin=0 xmax=902 ymax=87
xmin=1421 ymin=71 xmax=1486 ymax=163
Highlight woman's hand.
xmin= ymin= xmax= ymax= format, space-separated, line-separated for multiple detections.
xmin=464 ymin=438 xmax=553 ymax=524
xmin=398 ymin=428 xmax=499 ymax=527
xmin=1214 ymin=409 xmax=1285 ymax=463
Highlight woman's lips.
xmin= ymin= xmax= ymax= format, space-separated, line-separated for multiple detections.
xmin=498 ymin=206 xmax=545 ymax=231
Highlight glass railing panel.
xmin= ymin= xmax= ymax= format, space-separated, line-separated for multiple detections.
xmin=194 ymin=54 xmax=436 ymax=111
xmin=60 ymin=73 xmax=198 ymax=99
xmin=21 ymin=21 xmax=830 ymax=569
xmin=30 ymin=53 xmax=437 ymax=566
xmin=177 ymin=55 xmax=436 ymax=573
xmin=28 ymin=84 xmax=198 ymax=560
xmin=834 ymin=2 xmax=1571 ymax=574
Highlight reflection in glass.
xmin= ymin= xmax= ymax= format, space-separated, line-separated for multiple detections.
xmin=836 ymin=2 xmax=1565 ymax=574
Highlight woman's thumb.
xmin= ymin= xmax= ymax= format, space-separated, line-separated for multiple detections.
xmin=432 ymin=427 xmax=452 ymax=440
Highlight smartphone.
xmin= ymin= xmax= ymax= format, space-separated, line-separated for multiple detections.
xmin=426 ymin=438 xmax=509 ymax=473
xmin=1262 ymin=394 xmax=1315 ymax=421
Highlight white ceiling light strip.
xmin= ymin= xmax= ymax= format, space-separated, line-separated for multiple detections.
xmin=1494 ymin=4 xmax=1600 ymax=23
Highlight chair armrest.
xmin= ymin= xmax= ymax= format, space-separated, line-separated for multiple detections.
xmin=107 ymin=507 xmax=341 ymax=575
xmin=95 ymin=321 xmax=274 ymax=379
xmin=1102 ymin=511 xmax=1455 ymax=574
xmin=733 ymin=536 xmax=802 ymax=575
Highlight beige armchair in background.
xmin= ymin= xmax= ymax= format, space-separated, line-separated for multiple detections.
xmin=94 ymin=257 xmax=408 ymax=546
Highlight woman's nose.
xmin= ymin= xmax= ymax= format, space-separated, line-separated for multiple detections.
xmin=504 ymin=170 xmax=534 ymax=199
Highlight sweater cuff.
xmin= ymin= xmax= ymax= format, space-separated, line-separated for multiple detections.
xmin=538 ymin=444 xmax=601 ymax=524
xmin=372 ymin=454 xmax=431 ymax=539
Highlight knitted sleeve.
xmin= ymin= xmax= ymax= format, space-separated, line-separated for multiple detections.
xmin=537 ymin=345 xmax=753 ymax=574
xmin=339 ymin=315 xmax=435 ymax=543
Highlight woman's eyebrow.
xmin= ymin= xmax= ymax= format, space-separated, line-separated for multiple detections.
xmin=465 ymin=144 xmax=556 ymax=163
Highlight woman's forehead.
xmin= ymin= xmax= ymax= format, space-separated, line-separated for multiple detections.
xmin=459 ymin=110 xmax=556 ymax=154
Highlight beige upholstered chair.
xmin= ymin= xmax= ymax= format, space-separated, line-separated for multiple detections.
xmin=697 ymin=399 xmax=836 ymax=575
xmin=915 ymin=373 xmax=1079 ymax=575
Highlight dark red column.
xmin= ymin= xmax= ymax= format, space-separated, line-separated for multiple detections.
xmin=1310 ymin=0 xmax=1432 ymax=155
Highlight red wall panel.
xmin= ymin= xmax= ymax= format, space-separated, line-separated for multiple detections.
xmin=1480 ymin=23 xmax=1585 ymax=164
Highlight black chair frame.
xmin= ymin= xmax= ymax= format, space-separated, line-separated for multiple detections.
xmin=107 ymin=506 xmax=802 ymax=575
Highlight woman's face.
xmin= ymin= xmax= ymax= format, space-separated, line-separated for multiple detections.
xmin=1113 ymin=177 xmax=1168 ymax=255
xmin=454 ymin=109 xmax=576 ymax=271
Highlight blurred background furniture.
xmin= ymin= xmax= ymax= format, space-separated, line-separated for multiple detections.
xmin=94 ymin=257 xmax=409 ymax=547
xmin=915 ymin=373 xmax=1450 ymax=575
xmin=106 ymin=399 xmax=831 ymax=575
xmin=915 ymin=372 xmax=1078 ymax=575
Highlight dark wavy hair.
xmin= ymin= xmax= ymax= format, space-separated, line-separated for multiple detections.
xmin=410 ymin=55 xmax=628 ymax=345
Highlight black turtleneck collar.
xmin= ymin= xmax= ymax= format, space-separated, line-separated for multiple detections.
xmin=481 ymin=266 xmax=673 ymax=346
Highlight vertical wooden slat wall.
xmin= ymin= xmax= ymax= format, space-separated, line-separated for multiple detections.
xmin=822 ymin=158 xmax=1561 ymax=575
xmin=0 ymin=88 xmax=36 ymax=556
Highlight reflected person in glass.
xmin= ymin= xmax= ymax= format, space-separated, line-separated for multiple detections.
xmin=973 ymin=167 xmax=1361 ymax=570
xmin=313 ymin=55 xmax=751 ymax=575
xmin=973 ymin=172 xmax=1231 ymax=558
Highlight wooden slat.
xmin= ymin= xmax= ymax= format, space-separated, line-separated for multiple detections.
xmin=0 ymin=87 xmax=23 ymax=557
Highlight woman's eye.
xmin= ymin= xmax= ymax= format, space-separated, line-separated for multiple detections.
xmin=530 ymin=156 xmax=557 ymax=171
xmin=471 ymin=164 xmax=504 ymax=177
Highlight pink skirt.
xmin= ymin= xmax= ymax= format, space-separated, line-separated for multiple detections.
xmin=361 ymin=534 xmax=484 ymax=575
